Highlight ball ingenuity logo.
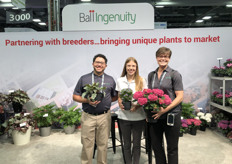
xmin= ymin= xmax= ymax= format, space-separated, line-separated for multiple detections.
xmin=79 ymin=10 xmax=136 ymax=25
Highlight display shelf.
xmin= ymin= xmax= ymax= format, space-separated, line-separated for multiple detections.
xmin=209 ymin=102 xmax=232 ymax=114
xmin=210 ymin=76 xmax=232 ymax=113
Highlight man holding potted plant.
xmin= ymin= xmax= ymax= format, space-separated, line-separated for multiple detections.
xmin=73 ymin=54 xmax=118 ymax=164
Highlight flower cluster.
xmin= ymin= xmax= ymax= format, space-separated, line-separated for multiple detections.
xmin=218 ymin=120 xmax=232 ymax=135
xmin=180 ymin=119 xmax=189 ymax=133
xmin=119 ymin=88 xmax=133 ymax=102
xmin=211 ymin=90 xmax=232 ymax=106
xmin=196 ymin=112 xmax=212 ymax=126
xmin=133 ymin=88 xmax=172 ymax=111
xmin=211 ymin=58 xmax=232 ymax=77
xmin=227 ymin=63 xmax=232 ymax=68
xmin=186 ymin=118 xmax=202 ymax=129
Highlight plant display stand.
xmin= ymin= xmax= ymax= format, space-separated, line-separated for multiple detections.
xmin=210 ymin=76 xmax=232 ymax=114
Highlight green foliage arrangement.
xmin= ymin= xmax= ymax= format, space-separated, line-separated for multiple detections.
xmin=55 ymin=106 xmax=81 ymax=129
xmin=6 ymin=89 xmax=30 ymax=105
xmin=33 ymin=104 xmax=56 ymax=128
xmin=0 ymin=93 xmax=8 ymax=105
xmin=181 ymin=102 xmax=195 ymax=119
xmin=82 ymin=82 xmax=106 ymax=101
xmin=2 ymin=113 xmax=35 ymax=134
xmin=119 ymin=88 xmax=133 ymax=102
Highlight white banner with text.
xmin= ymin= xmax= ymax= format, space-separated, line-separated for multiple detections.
xmin=0 ymin=27 xmax=231 ymax=112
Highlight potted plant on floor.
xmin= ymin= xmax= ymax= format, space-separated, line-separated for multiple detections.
xmin=181 ymin=102 xmax=195 ymax=119
xmin=5 ymin=89 xmax=30 ymax=113
xmin=186 ymin=118 xmax=202 ymax=135
xmin=119 ymin=88 xmax=133 ymax=110
xmin=180 ymin=119 xmax=189 ymax=137
xmin=2 ymin=113 xmax=35 ymax=145
xmin=55 ymin=106 xmax=81 ymax=134
xmin=82 ymin=82 xmax=106 ymax=102
xmin=197 ymin=112 xmax=212 ymax=131
xmin=33 ymin=104 xmax=56 ymax=137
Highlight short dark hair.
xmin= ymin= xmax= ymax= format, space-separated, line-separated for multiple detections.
xmin=93 ymin=54 xmax=108 ymax=64
xmin=156 ymin=47 xmax=172 ymax=58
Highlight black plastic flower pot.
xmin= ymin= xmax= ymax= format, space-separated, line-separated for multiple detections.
xmin=12 ymin=102 xmax=23 ymax=113
xmin=144 ymin=109 xmax=158 ymax=123
xmin=94 ymin=93 xmax=104 ymax=101
xmin=122 ymin=101 xmax=131 ymax=110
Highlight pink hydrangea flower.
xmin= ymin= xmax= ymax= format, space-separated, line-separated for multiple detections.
xmin=226 ymin=58 xmax=232 ymax=61
xmin=212 ymin=91 xmax=219 ymax=96
xmin=216 ymin=94 xmax=223 ymax=99
xmin=143 ymin=89 xmax=152 ymax=94
xmin=148 ymin=94 xmax=158 ymax=101
xmin=152 ymin=89 xmax=164 ymax=97
xmin=133 ymin=91 xmax=144 ymax=100
xmin=137 ymin=98 xmax=147 ymax=105
xmin=158 ymin=98 xmax=164 ymax=105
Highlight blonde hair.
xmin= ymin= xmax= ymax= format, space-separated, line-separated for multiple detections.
xmin=121 ymin=57 xmax=143 ymax=91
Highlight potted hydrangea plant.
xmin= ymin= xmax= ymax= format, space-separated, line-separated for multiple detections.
xmin=133 ymin=88 xmax=172 ymax=123
xmin=197 ymin=112 xmax=212 ymax=131
xmin=180 ymin=119 xmax=189 ymax=137
xmin=119 ymin=88 xmax=133 ymax=110
xmin=217 ymin=120 xmax=232 ymax=136
xmin=186 ymin=118 xmax=202 ymax=135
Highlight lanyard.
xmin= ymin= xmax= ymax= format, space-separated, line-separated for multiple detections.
xmin=152 ymin=71 xmax=166 ymax=89
xmin=92 ymin=72 xmax=104 ymax=92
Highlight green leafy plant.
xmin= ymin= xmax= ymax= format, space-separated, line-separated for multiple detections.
xmin=0 ymin=93 xmax=8 ymax=105
xmin=181 ymin=102 xmax=195 ymax=119
xmin=223 ymin=58 xmax=232 ymax=68
xmin=33 ymin=104 xmax=56 ymax=128
xmin=229 ymin=98 xmax=232 ymax=105
xmin=119 ymin=88 xmax=133 ymax=102
xmin=55 ymin=106 xmax=81 ymax=128
xmin=226 ymin=68 xmax=232 ymax=77
xmin=2 ymin=113 xmax=35 ymax=135
xmin=82 ymin=82 xmax=106 ymax=101
xmin=6 ymin=89 xmax=30 ymax=105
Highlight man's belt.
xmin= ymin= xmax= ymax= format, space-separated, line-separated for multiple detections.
xmin=84 ymin=110 xmax=108 ymax=116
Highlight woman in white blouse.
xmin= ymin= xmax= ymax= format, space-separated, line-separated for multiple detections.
xmin=116 ymin=57 xmax=147 ymax=164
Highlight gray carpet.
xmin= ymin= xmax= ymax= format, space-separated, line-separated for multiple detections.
xmin=0 ymin=128 xmax=232 ymax=164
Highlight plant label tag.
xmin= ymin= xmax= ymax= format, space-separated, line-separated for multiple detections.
xmin=43 ymin=113 xmax=48 ymax=117
xmin=198 ymin=108 xmax=203 ymax=110
xmin=24 ymin=113 xmax=30 ymax=116
xmin=20 ymin=122 xmax=26 ymax=127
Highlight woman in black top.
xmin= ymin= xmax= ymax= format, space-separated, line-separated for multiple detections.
xmin=147 ymin=47 xmax=184 ymax=164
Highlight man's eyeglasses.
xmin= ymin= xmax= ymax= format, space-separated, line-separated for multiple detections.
xmin=94 ymin=61 xmax=105 ymax=65
xmin=157 ymin=55 xmax=169 ymax=59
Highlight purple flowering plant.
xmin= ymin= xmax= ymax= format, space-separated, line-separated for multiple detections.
xmin=218 ymin=120 xmax=232 ymax=135
xmin=180 ymin=119 xmax=189 ymax=133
